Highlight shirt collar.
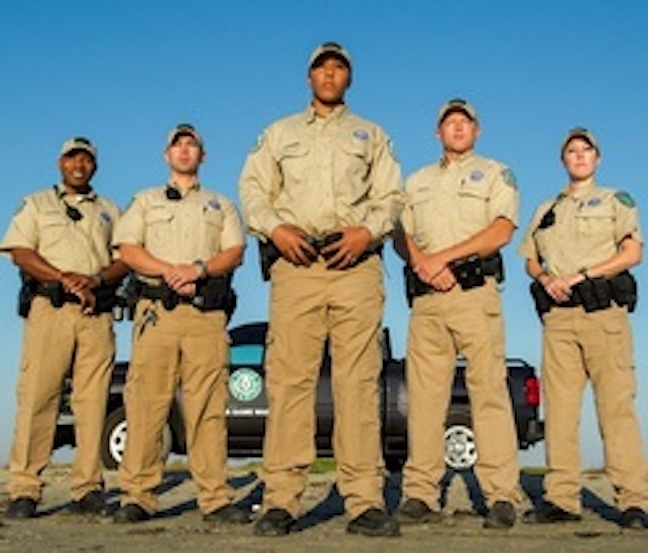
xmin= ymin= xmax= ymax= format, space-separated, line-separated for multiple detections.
xmin=55 ymin=183 xmax=97 ymax=201
xmin=167 ymin=180 xmax=201 ymax=195
xmin=439 ymin=150 xmax=476 ymax=169
xmin=565 ymin=180 xmax=597 ymax=201
xmin=304 ymin=103 xmax=348 ymax=124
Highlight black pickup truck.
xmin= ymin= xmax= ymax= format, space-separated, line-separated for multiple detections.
xmin=55 ymin=321 xmax=544 ymax=471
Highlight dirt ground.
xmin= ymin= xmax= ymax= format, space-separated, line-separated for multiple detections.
xmin=0 ymin=464 xmax=646 ymax=553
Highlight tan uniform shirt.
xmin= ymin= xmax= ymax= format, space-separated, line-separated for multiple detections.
xmin=0 ymin=184 xmax=119 ymax=273
xmin=113 ymin=184 xmax=244 ymax=264
xmin=518 ymin=182 xmax=642 ymax=274
xmin=239 ymin=104 xmax=403 ymax=241
xmin=401 ymin=152 xmax=518 ymax=252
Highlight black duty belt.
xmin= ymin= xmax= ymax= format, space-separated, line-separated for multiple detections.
xmin=258 ymin=233 xmax=383 ymax=281
xmin=33 ymin=281 xmax=117 ymax=313
xmin=34 ymin=283 xmax=81 ymax=304
xmin=139 ymin=284 xmax=193 ymax=303
xmin=404 ymin=252 xmax=504 ymax=307
xmin=137 ymin=276 xmax=234 ymax=313
xmin=138 ymin=283 xmax=195 ymax=312
xmin=530 ymin=271 xmax=637 ymax=318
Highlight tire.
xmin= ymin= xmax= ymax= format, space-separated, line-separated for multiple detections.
xmin=100 ymin=406 xmax=173 ymax=470
xmin=444 ymin=406 xmax=477 ymax=471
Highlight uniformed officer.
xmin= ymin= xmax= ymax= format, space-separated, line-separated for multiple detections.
xmin=112 ymin=124 xmax=248 ymax=524
xmin=519 ymin=128 xmax=648 ymax=529
xmin=1 ymin=137 xmax=127 ymax=519
xmin=396 ymin=99 xmax=521 ymax=529
xmin=239 ymin=42 xmax=404 ymax=537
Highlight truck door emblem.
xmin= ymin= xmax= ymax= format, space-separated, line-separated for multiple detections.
xmin=229 ymin=368 xmax=263 ymax=402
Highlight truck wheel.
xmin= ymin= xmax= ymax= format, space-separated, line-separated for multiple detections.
xmin=444 ymin=407 xmax=477 ymax=471
xmin=100 ymin=406 xmax=173 ymax=470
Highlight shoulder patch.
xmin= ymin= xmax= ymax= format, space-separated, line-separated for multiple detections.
xmin=615 ymin=191 xmax=636 ymax=208
xmin=123 ymin=197 xmax=136 ymax=213
xmin=387 ymin=139 xmax=398 ymax=162
xmin=501 ymin=168 xmax=517 ymax=189
xmin=250 ymin=132 xmax=265 ymax=153
xmin=13 ymin=200 xmax=27 ymax=217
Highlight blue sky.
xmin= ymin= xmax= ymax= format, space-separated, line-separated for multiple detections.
xmin=1 ymin=0 xmax=647 ymax=467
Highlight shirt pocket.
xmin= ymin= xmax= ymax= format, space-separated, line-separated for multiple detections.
xmin=407 ymin=188 xmax=433 ymax=242
xmin=202 ymin=208 xmax=224 ymax=253
xmin=144 ymin=207 xmax=174 ymax=245
xmin=277 ymin=141 xmax=310 ymax=184
xmin=576 ymin=204 xmax=615 ymax=246
xmin=338 ymin=138 xmax=372 ymax=202
xmin=39 ymin=209 xmax=69 ymax=245
xmin=457 ymin=182 xmax=490 ymax=222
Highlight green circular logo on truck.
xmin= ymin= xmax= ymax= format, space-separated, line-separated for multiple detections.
xmin=229 ymin=368 xmax=263 ymax=402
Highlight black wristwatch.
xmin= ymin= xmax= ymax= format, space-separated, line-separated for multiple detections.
xmin=193 ymin=259 xmax=208 ymax=279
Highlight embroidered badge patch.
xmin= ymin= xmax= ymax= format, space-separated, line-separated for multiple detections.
xmin=207 ymin=199 xmax=221 ymax=211
xmin=586 ymin=197 xmax=602 ymax=207
xmin=353 ymin=129 xmax=370 ymax=141
xmin=470 ymin=170 xmax=485 ymax=182
xmin=13 ymin=200 xmax=27 ymax=217
xmin=387 ymin=139 xmax=399 ymax=162
xmin=250 ymin=132 xmax=265 ymax=152
xmin=501 ymin=168 xmax=517 ymax=188
xmin=99 ymin=211 xmax=112 ymax=224
xmin=615 ymin=191 xmax=636 ymax=207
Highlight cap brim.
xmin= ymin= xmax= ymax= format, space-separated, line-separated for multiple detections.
xmin=61 ymin=147 xmax=96 ymax=158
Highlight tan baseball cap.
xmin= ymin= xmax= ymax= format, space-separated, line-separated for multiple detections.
xmin=437 ymin=98 xmax=478 ymax=126
xmin=308 ymin=41 xmax=352 ymax=70
xmin=59 ymin=137 xmax=97 ymax=159
xmin=166 ymin=124 xmax=204 ymax=149
xmin=560 ymin=127 xmax=600 ymax=155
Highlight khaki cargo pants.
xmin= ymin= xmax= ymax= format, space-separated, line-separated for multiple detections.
xmin=260 ymin=256 xmax=386 ymax=519
xmin=8 ymin=297 xmax=114 ymax=502
xmin=402 ymin=279 xmax=521 ymax=509
xmin=118 ymin=301 xmax=233 ymax=514
xmin=542 ymin=304 xmax=648 ymax=513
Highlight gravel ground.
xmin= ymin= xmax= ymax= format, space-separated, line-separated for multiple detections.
xmin=0 ymin=464 xmax=646 ymax=553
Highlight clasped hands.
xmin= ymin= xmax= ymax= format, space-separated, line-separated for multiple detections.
xmin=412 ymin=252 xmax=457 ymax=292
xmin=271 ymin=224 xmax=372 ymax=269
xmin=538 ymin=272 xmax=585 ymax=303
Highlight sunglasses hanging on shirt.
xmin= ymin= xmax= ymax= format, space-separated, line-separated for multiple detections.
xmin=534 ymin=192 xmax=566 ymax=233
xmin=64 ymin=203 xmax=84 ymax=222
xmin=53 ymin=185 xmax=84 ymax=222
xmin=165 ymin=186 xmax=182 ymax=201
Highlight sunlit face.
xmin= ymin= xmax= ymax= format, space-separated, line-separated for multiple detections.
xmin=59 ymin=151 xmax=96 ymax=191
xmin=308 ymin=56 xmax=350 ymax=108
xmin=562 ymin=137 xmax=599 ymax=181
xmin=164 ymin=134 xmax=204 ymax=175
xmin=436 ymin=111 xmax=480 ymax=156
